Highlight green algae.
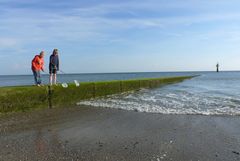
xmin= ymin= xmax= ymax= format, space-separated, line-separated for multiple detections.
xmin=0 ymin=76 xmax=196 ymax=113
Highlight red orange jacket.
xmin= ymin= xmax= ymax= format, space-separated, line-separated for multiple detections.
xmin=31 ymin=55 xmax=44 ymax=71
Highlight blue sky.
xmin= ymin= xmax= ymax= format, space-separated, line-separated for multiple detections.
xmin=0 ymin=0 xmax=240 ymax=75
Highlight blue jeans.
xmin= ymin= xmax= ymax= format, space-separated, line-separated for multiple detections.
xmin=33 ymin=70 xmax=42 ymax=85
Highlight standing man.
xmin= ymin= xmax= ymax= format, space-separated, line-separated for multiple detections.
xmin=31 ymin=51 xmax=45 ymax=86
xmin=49 ymin=49 xmax=59 ymax=85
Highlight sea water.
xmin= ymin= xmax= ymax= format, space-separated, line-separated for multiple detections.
xmin=1 ymin=71 xmax=240 ymax=115
xmin=78 ymin=72 xmax=240 ymax=116
xmin=0 ymin=72 xmax=195 ymax=87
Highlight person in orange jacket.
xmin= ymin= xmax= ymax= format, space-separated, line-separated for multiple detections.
xmin=31 ymin=51 xmax=45 ymax=86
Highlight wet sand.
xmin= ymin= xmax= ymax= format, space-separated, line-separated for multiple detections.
xmin=0 ymin=106 xmax=240 ymax=161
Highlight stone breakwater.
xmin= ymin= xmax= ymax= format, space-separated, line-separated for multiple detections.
xmin=0 ymin=76 xmax=195 ymax=113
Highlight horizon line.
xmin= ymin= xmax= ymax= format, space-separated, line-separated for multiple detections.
xmin=0 ymin=70 xmax=239 ymax=76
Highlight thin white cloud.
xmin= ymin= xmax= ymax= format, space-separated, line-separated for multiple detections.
xmin=1 ymin=3 xmax=240 ymax=57
xmin=0 ymin=38 xmax=18 ymax=48
xmin=1 ymin=0 xmax=240 ymax=74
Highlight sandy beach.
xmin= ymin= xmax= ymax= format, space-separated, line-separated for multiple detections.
xmin=0 ymin=106 xmax=239 ymax=161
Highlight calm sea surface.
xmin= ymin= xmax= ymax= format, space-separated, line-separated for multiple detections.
xmin=0 ymin=72 xmax=195 ymax=87
xmin=1 ymin=71 xmax=240 ymax=115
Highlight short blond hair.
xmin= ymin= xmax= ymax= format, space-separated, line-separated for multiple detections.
xmin=40 ymin=51 xmax=44 ymax=55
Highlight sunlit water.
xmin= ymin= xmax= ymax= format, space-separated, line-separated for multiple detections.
xmin=78 ymin=72 xmax=240 ymax=116
xmin=0 ymin=72 xmax=195 ymax=87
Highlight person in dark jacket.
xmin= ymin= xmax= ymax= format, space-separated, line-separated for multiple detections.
xmin=49 ymin=49 xmax=59 ymax=85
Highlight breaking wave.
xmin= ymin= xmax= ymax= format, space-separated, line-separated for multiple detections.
xmin=78 ymin=73 xmax=240 ymax=116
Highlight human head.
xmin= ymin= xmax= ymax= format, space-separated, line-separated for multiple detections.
xmin=52 ymin=49 xmax=58 ymax=56
xmin=39 ymin=51 xmax=44 ymax=58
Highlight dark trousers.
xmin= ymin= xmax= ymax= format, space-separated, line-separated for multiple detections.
xmin=32 ymin=70 xmax=41 ymax=85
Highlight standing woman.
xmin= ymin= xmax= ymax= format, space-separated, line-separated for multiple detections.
xmin=49 ymin=49 xmax=59 ymax=85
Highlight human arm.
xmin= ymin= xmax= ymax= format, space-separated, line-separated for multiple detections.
xmin=57 ymin=55 xmax=59 ymax=71
xmin=41 ymin=58 xmax=44 ymax=72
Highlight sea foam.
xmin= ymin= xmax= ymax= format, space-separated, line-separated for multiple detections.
xmin=78 ymin=74 xmax=240 ymax=116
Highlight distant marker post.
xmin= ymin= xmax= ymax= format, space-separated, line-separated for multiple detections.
xmin=216 ymin=63 xmax=219 ymax=72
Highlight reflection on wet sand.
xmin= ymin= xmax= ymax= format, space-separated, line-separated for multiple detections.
xmin=1 ymin=106 xmax=239 ymax=161
xmin=34 ymin=128 xmax=67 ymax=159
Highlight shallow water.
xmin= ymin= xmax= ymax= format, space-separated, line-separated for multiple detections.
xmin=78 ymin=72 xmax=240 ymax=116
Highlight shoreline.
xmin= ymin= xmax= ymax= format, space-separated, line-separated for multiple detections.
xmin=0 ymin=105 xmax=239 ymax=161
xmin=0 ymin=76 xmax=194 ymax=113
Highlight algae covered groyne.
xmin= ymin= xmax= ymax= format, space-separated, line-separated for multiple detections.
xmin=0 ymin=76 xmax=195 ymax=113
